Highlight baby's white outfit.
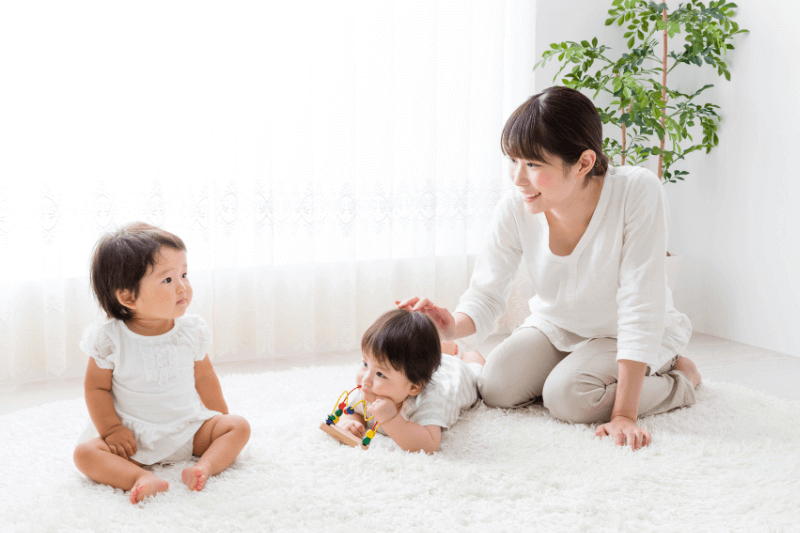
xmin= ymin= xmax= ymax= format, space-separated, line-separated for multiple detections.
xmin=77 ymin=314 xmax=221 ymax=465
xmin=352 ymin=355 xmax=480 ymax=433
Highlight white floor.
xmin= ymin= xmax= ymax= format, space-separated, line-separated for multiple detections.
xmin=2 ymin=331 xmax=799 ymax=416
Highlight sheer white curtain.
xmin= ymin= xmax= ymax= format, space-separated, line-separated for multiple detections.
xmin=0 ymin=1 xmax=535 ymax=384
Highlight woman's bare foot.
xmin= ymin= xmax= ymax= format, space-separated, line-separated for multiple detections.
xmin=129 ymin=472 xmax=169 ymax=504
xmin=673 ymin=356 xmax=701 ymax=387
xmin=460 ymin=349 xmax=486 ymax=366
xmin=182 ymin=464 xmax=210 ymax=492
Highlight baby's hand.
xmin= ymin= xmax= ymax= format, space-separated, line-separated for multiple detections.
xmin=338 ymin=418 xmax=365 ymax=439
xmin=103 ymin=425 xmax=137 ymax=460
xmin=369 ymin=397 xmax=399 ymax=425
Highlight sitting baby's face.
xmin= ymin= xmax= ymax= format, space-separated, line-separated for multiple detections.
xmin=357 ymin=351 xmax=423 ymax=407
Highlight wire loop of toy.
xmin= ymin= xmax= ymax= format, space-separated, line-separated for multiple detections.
xmin=322 ymin=385 xmax=380 ymax=448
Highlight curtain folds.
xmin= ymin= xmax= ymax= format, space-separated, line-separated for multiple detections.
xmin=0 ymin=0 xmax=535 ymax=384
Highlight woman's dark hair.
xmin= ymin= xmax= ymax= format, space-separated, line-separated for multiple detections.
xmin=501 ymin=86 xmax=609 ymax=185
xmin=361 ymin=309 xmax=441 ymax=388
xmin=90 ymin=222 xmax=186 ymax=321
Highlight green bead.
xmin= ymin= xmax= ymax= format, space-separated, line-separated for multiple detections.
xmin=327 ymin=414 xmax=336 ymax=421
xmin=362 ymin=437 xmax=371 ymax=446
xmin=335 ymin=409 xmax=343 ymax=416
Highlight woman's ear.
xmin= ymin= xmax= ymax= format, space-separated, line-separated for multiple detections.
xmin=116 ymin=289 xmax=137 ymax=310
xmin=577 ymin=149 xmax=597 ymax=177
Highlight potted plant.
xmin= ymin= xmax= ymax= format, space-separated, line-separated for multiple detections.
xmin=533 ymin=0 xmax=748 ymax=290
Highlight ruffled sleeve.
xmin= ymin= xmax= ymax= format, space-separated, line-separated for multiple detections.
xmin=79 ymin=322 xmax=118 ymax=370
xmin=177 ymin=314 xmax=213 ymax=361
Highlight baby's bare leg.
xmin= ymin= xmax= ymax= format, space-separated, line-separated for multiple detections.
xmin=73 ymin=438 xmax=169 ymax=504
xmin=182 ymin=414 xmax=250 ymax=491
xmin=460 ymin=349 xmax=486 ymax=366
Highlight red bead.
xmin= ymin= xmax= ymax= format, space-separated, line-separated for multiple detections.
xmin=339 ymin=402 xmax=346 ymax=409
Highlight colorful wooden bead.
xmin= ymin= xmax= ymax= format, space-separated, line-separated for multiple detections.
xmin=362 ymin=437 xmax=371 ymax=446
xmin=366 ymin=430 xmax=375 ymax=438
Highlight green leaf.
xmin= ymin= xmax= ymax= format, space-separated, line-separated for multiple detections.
xmin=628 ymin=37 xmax=635 ymax=48
xmin=581 ymin=40 xmax=591 ymax=48
xmin=605 ymin=17 xmax=617 ymax=26
xmin=550 ymin=43 xmax=559 ymax=50
xmin=592 ymin=37 xmax=598 ymax=47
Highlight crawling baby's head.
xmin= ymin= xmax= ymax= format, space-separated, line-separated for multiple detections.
xmin=360 ymin=309 xmax=441 ymax=390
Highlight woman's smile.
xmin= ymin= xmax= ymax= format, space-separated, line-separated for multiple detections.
xmin=522 ymin=191 xmax=541 ymax=203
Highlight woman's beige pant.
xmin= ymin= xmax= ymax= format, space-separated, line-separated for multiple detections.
xmin=478 ymin=327 xmax=696 ymax=423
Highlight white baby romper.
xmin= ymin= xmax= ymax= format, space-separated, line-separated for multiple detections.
xmin=78 ymin=314 xmax=221 ymax=465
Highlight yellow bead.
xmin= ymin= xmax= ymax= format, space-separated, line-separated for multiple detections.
xmin=366 ymin=430 xmax=375 ymax=438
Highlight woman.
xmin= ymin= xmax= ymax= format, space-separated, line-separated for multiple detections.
xmin=398 ymin=86 xmax=701 ymax=450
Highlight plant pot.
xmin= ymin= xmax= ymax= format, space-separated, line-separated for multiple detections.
xmin=666 ymin=254 xmax=682 ymax=293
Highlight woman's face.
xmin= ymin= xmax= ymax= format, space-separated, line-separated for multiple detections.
xmin=509 ymin=154 xmax=585 ymax=215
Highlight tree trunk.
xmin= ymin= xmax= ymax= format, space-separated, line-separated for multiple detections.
xmin=657 ymin=8 xmax=667 ymax=180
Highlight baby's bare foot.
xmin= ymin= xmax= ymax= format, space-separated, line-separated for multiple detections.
xmin=182 ymin=465 xmax=210 ymax=492
xmin=673 ymin=356 xmax=701 ymax=387
xmin=129 ymin=473 xmax=169 ymax=504
xmin=460 ymin=349 xmax=486 ymax=366
xmin=441 ymin=340 xmax=459 ymax=356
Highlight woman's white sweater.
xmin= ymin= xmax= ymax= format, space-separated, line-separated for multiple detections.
xmin=454 ymin=165 xmax=691 ymax=371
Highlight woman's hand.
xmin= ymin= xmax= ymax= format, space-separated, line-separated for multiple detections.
xmin=396 ymin=297 xmax=456 ymax=340
xmin=595 ymin=415 xmax=651 ymax=450
xmin=103 ymin=425 xmax=137 ymax=460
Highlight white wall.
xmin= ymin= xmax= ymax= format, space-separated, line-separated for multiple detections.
xmin=534 ymin=0 xmax=800 ymax=357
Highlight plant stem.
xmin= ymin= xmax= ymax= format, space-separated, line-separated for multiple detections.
xmin=619 ymin=73 xmax=626 ymax=165
xmin=657 ymin=8 xmax=667 ymax=180
xmin=621 ymin=101 xmax=633 ymax=166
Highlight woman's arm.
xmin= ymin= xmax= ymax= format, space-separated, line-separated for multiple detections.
xmin=194 ymin=355 xmax=229 ymax=414
xmin=452 ymin=312 xmax=477 ymax=340
xmin=399 ymin=195 xmax=523 ymax=344
xmin=453 ymin=195 xmax=524 ymax=344
xmin=595 ymin=360 xmax=650 ymax=450
xmin=601 ymin=171 xmax=670 ymax=449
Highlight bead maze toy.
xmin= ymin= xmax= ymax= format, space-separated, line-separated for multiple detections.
xmin=320 ymin=385 xmax=380 ymax=450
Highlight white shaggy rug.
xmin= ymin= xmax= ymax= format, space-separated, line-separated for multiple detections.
xmin=2 ymin=364 xmax=800 ymax=533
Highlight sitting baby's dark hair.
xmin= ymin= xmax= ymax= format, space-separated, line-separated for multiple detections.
xmin=90 ymin=222 xmax=186 ymax=322
xmin=361 ymin=309 xmax=442 ymax=387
